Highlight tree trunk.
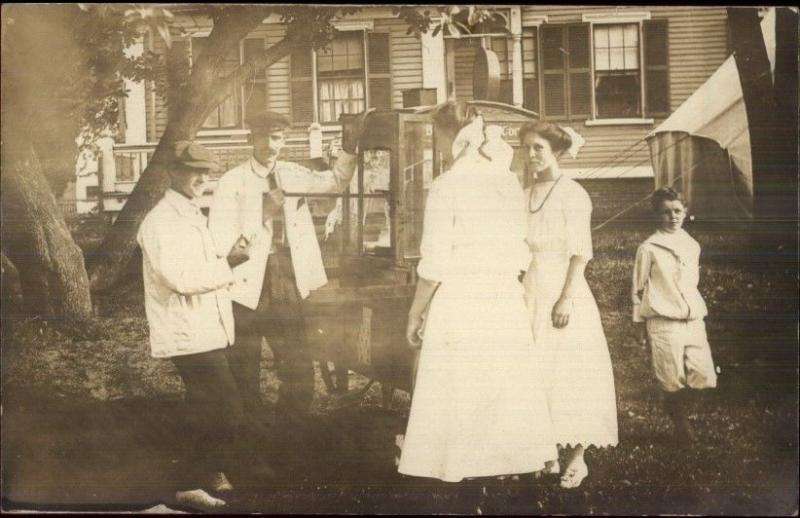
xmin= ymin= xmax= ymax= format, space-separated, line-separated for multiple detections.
xmin=87 ymin=26 xmax=296 ymax=291
xmin=727 ymin=7 xmax=787 ymax=258
xmin=771 ymin=7 xmax=799 ymax=258
xmin=0 ymin=136 xmax=94 ymax=322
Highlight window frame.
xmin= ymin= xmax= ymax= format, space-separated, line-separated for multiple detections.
xmin=189 ymin=34 xmax=243 ymax=131
xmin=316 ymin=30 xmax=368 ymax=124
xmin=582 ymin=12 xmax=655 ymax=125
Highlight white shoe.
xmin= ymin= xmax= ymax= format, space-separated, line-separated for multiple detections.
xmin=175 ymin=489 xmax=226 ymax=511
xmin=559 ymin=461 xmax=588 ymax=489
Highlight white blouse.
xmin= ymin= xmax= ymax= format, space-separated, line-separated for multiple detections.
xmin=525 ymin=177 xmax=594 ymax=261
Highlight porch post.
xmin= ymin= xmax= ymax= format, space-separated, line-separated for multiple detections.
xmin=510 ymin=7 xmax=524 ymax=107
xmin=123 ymin=37 xmax=147 ymax=144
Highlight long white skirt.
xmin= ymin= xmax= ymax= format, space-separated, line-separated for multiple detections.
xmin=524 ymin=256 xmax=619 ymax=449
xmin=398 ymin=275 xmax=557 ymax=482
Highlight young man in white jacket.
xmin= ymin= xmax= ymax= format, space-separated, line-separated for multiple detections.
xmin=137 ymin=141 xmax=253 ymax=510
xmin=208 ymin=110 xmax=371 ymax=421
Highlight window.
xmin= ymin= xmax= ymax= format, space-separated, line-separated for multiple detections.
xmin=192 ymin=36 xmax=240 ymax=129
xmin=243 ymin=38 xmax=269 ymax=127
xmin=593 ymin=24 xmax=642 ymax=118
xmin=490 ymin=37 xmax=514 ymax=104
xmin=167 ymin=35 xmax=269 ymax=131
xmin=540 ymin=24 xmax=592 ymax=120
xmin=521 ymin=28 xmax=539 ymax=112
xmin=539 ymin=19 xmax=669 ymax=121
xmin=290 ymin=31 xmax=392 ymax=126
xmin=317 ymin=31 xmax=366 ymax=123
xmin=449 ymin=29 xmax=537 ymax=108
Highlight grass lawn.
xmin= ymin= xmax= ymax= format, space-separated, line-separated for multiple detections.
xmin=2 ymin=220 xmax=798 ymax=514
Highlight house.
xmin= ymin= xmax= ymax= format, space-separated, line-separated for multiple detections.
xmin=77 ymin=5 xmax=731 ymax=222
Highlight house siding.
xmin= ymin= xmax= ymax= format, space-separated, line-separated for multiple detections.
xmin=137 ymin=7 xmax=727 ymax=178
xmin=374 ymin=18 xmax=423 ymax=109
xmin=521 ymin=6 xmax=729 ymax=175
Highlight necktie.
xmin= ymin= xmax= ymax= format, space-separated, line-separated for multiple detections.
xmin=265 ymin=172 xmax=285 ymax=246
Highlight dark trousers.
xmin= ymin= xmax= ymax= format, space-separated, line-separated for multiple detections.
xmin=232 ymin=257 xmax=315 ymax=419
xmin=171 ymin=348 xmax=246 ymax=486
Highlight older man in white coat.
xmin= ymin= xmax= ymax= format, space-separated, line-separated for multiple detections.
xmin=137 ymin=141 xmax=255 ymax=510
xmin=208 ymin=110 xmax=371 ymax=421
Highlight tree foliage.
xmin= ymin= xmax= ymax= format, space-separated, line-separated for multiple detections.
xmin=1 ymin=4 xmax=169 ymax=196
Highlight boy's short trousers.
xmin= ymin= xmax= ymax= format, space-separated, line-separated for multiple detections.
xmin=646 ymin=317 xmax=717 ymax=392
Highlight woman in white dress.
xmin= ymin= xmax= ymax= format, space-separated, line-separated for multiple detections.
xmin=519 ymin=121 xmax=619 ymax=489
xmin=398 ymin=102 xmax=556 ymax=483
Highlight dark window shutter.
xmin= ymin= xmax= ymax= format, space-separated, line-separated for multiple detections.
xmin=544 ymin=74 xmax=566 ymax=117
xmin=166 ymin=39 xmax=190 ymax=116
xmin=542 ymin=25 xmax=565 ymax=70
xmin=541 ymin=25 xmax=566 ymax=118
xmin=290 ymin=41 xmax=313 ymax=124
xmin=523 ymin=79 xmax=540 ymax=113
xmin=522 ymin=28 xmax=540 ymax=113
xmin=567 ymin=24 xmax=591 ymax=119
xmin=644 ymin=19 xmax=670 ymax=116
xmin=498 ymin=79 xmax=514 ymax=105
xmin=367 ymin=32 xmax=392 ymax=110
xmin=567 ymin=24 xmax=590 ymax=68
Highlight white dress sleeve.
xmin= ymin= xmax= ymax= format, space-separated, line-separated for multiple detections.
xmin=564 ymin=182 xmax=594 ymax=261
xmin=416 ymin=181 xmax=454 ymax=283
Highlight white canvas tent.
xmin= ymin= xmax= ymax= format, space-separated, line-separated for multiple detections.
xmin=645 ymin=9 xmax=777 ymax=221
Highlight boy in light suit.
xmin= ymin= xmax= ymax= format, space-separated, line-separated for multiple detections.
xmin=632 ymin=187 xmax=718 ymax=442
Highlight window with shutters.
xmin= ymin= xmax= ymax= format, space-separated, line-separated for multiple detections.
xmin=490 ymin=37 xmax=514 ymax=104
xmin=593 ymin=23 xmax=642 ymax=118
xmin=589 ymin=19 xmax=669 ymax=120
xmin=521 ymin=28 xmax=539 ymax=112
xmin=168 ymin=35 xmax=268 ymax=132
xmin=242 ymin=38 xmax=269 ymax=126
xmin=540 ymin=24 xmax=592 ymax=121
xmin=191 ymin=36 xmax=241 ymax=129
xmin=290 ymin=30 xmax=392 ymax=126
xmin=541 ymin=19 xmax=669 ymax=122
xmin=317 ymin=31 xmax=366 ymax=123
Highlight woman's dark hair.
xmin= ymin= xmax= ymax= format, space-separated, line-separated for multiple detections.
xmin=518 ymin=120 xmax=572 ymax=154
xmin=432 ymin=101 xmax=480 ymax=137
xmin=650 ymin=187 xmax=686 ymax=212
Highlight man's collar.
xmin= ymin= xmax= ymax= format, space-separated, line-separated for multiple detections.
xmin=164 ymin=188 xmax=202 ymax=218
xmin=249 ymin=156 xmax=276 ymax=179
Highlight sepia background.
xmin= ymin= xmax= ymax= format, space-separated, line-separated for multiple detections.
xmin=1 ymin=4 xmax=798 ymax=514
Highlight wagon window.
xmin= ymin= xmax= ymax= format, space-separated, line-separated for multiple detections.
xmin=317 ymin=149 xmax=393 ymax=257
xmin=401 ymin=121 xmax=436 ymax=260
xmin=360 ymin=149 xmax=392 ymax=254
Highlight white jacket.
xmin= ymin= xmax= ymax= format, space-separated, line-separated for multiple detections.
xmin=208 ymin=153 xmax=357 ymax=308
xmin=137 ymin=189 xmax=235 ymax=358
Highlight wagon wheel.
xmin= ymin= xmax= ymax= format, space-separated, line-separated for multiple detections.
xmin=319 ymin=361 xmax=350 ymax=394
